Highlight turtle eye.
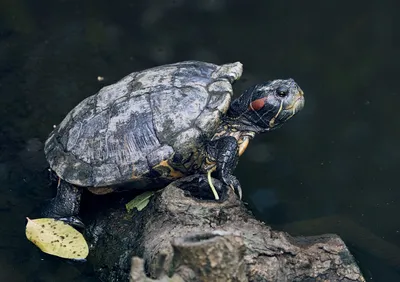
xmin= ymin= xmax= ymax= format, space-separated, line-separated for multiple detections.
xmin=276 ymin=86 xmax=288 ymax=98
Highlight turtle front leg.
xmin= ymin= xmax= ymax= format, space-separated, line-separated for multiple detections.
xmin=42 ymin=179 xmax=84 ymax=228
xmin=206 ymin=136 xmax=242 ymax=199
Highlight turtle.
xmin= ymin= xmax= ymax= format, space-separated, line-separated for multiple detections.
xmin=43 ymin=61 xmax=304 ymax=223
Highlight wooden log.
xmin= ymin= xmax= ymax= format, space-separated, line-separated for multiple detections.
xmin=85 ymin=175 xmax=365 ymax=282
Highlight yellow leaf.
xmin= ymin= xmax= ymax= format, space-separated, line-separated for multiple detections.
xmin=125 ymin=191 xmax=154 ymax=213
xmin=25 ymin=217 xmax=89 ymax=260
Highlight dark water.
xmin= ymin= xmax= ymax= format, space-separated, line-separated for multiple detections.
xmin=1 ymin=0 xmax=399 ymax=281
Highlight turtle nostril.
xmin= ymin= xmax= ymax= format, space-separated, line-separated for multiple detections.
xmin=296 ymin=86 xmax=304 ymax=97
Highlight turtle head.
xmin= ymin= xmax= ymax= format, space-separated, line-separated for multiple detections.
xmin=228 ymin=79 xmax=305 ymax=132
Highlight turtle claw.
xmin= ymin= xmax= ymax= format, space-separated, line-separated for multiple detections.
xmin=57 ymin=216 xmax=85 ymax=229
xmin=235 ymin=185 xmax=243 ymax=200
xmin=221 ymin=174 xmax=242 ymax=199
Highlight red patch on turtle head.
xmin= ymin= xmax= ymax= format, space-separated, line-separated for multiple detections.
xmin=249 ymin=97 xmax=268 ymax=111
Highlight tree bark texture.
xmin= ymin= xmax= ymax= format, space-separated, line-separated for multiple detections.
xmin=85 ymin=175 xmax=365 ymax=282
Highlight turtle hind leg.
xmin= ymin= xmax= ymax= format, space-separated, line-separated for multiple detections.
xmin=42 ymin=179 xmax=84 ymax=228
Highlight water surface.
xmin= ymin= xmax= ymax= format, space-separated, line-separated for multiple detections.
xmin=1 ymin=0 xmax=399 ymax=281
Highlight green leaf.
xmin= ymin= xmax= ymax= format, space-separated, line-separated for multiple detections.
xmin=125 ymin=191 xmax=154 ymax=212
xmin=25 ymin=217 xmax=88 ymax=260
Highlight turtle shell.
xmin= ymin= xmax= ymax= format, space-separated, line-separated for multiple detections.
xmin=44 ymin=61 xmax=243 ymax=188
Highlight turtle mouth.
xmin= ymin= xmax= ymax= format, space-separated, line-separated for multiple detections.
xmin=293 ymin=94 xmax=305 ymax=112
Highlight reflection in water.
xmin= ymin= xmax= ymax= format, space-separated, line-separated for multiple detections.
xmin=249 ymin=188 xmax=279 ymax=212
xmin=0 ymin=0 xmax=399 ymax=281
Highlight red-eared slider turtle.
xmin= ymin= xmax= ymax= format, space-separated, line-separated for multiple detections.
xmin=43 ymin=61 xmax=304 ymax=222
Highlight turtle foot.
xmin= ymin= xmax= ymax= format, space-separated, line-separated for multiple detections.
xmin=57 ymin=216 xmax=85 ymax=229
xmin=41 ymin=200 xmax=85 ymax=228
xmin=177 ymin=174 xmax=226 ymax=201
xmin=221 ymin=174 xmax=242 ymax=200
xmin=41 ymin=179 xmax=83 ymax=227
